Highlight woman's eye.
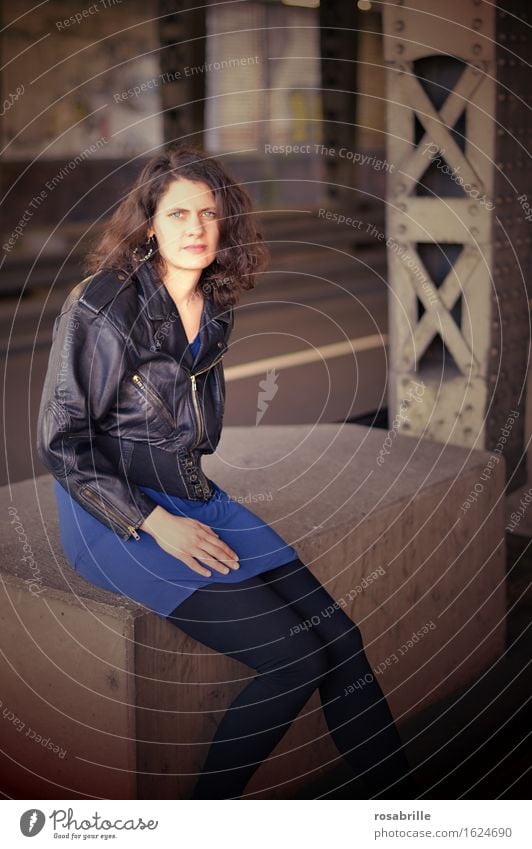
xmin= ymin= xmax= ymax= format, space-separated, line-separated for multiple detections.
xmin=169 ymin=210 xmax=215 ymax=219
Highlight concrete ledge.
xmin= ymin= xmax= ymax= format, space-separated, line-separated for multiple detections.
xmin=0 ymin=424 xmax=506 ymax=798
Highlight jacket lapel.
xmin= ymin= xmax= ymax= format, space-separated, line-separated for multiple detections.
xmin=135 ymin=260 xmax=230 ymax=371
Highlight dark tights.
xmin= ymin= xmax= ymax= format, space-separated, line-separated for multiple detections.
xmin=166 ymin=557 xmax=417 ymax=800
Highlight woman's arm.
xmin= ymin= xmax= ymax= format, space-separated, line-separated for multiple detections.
xmin=36 ymin=300 xmax=158 ymax=541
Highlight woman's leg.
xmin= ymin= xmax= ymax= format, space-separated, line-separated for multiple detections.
xmin=166 ymin=575 xmax=330 ymax=799
xmin=260 ymin=557 xmax=418 ymax=798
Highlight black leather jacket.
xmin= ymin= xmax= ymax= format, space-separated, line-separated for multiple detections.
xmin=36 ymin=259 xmax=233 ymax=541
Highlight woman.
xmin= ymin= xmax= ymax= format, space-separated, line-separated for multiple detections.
xmin=37 ymin=144 xmax=417 ymax=800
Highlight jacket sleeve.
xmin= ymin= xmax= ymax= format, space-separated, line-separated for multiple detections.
xmin=36 ymin=300 xmax=159 ymax=541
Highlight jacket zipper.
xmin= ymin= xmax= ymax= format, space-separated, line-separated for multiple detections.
xmin=189 ymin=373 xmax=203 ymax=449
xmin=131 ymin=373 xmax=175 ymax=429
xmin=80 ymin=485 xmax=141 ymax=540
xmin=186 ymin=353 xmax=225 ymax=449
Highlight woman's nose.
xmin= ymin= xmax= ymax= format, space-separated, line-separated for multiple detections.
xmin=185 ymin=216 xmax=205 ymax=235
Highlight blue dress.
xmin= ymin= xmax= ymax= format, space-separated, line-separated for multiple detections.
xmin=53 ymin=332 xmax=299 ymax=619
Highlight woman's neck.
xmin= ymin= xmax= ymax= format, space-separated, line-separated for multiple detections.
xmin=161 ymin=267 xmax=203 ymax=310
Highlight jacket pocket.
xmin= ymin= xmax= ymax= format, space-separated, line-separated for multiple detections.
xmin=130 ymin=371 xmax=176 ymax=431
xmin=212 ymin=360 xmax=226 ymax=421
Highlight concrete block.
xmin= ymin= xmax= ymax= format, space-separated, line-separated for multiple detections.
xmin=0 ymin=424 xmax=506 ymax=798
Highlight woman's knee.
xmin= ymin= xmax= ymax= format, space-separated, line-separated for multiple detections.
xmin=262 ymin=629 xmax=329 ymax=687
xmin=326 ymin=618 xmax=367 ymax=665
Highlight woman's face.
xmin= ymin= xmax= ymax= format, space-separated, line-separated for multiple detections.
xmin=147 ymin=177 xmax=220 ymax=276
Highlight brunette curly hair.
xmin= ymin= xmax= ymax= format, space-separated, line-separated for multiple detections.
xmin=83 ymin=144 xmax=269 ymax=308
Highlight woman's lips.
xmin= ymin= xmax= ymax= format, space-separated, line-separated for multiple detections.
xmin=183 ymin=244 xmax=207 ymax=253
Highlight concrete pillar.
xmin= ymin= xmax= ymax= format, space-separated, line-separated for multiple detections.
xmin=319 ymin=1 xmax=359 ymax=205
xmin=158 ymin=1 xmax=206 ymax=147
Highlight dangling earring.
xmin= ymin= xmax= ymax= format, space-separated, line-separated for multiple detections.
xmin=132 ymin=234 xmax=156 ymax=262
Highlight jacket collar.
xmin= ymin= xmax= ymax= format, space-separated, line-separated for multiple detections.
xmin=135 ymin=259 xmax=231 ymax=326
xmin=135 ymin=259 xmax=230 ymax=371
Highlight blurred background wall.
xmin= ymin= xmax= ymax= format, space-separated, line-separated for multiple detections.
xmin=0 ymin=0 xmax=386 ymax=272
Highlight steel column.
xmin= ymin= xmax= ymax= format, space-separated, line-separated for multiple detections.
xmin=383 ymin=0 xmax=531 ymax=488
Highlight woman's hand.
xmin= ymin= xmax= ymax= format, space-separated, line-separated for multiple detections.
xmin=139 ymin=505 xmax=240 ymax=577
